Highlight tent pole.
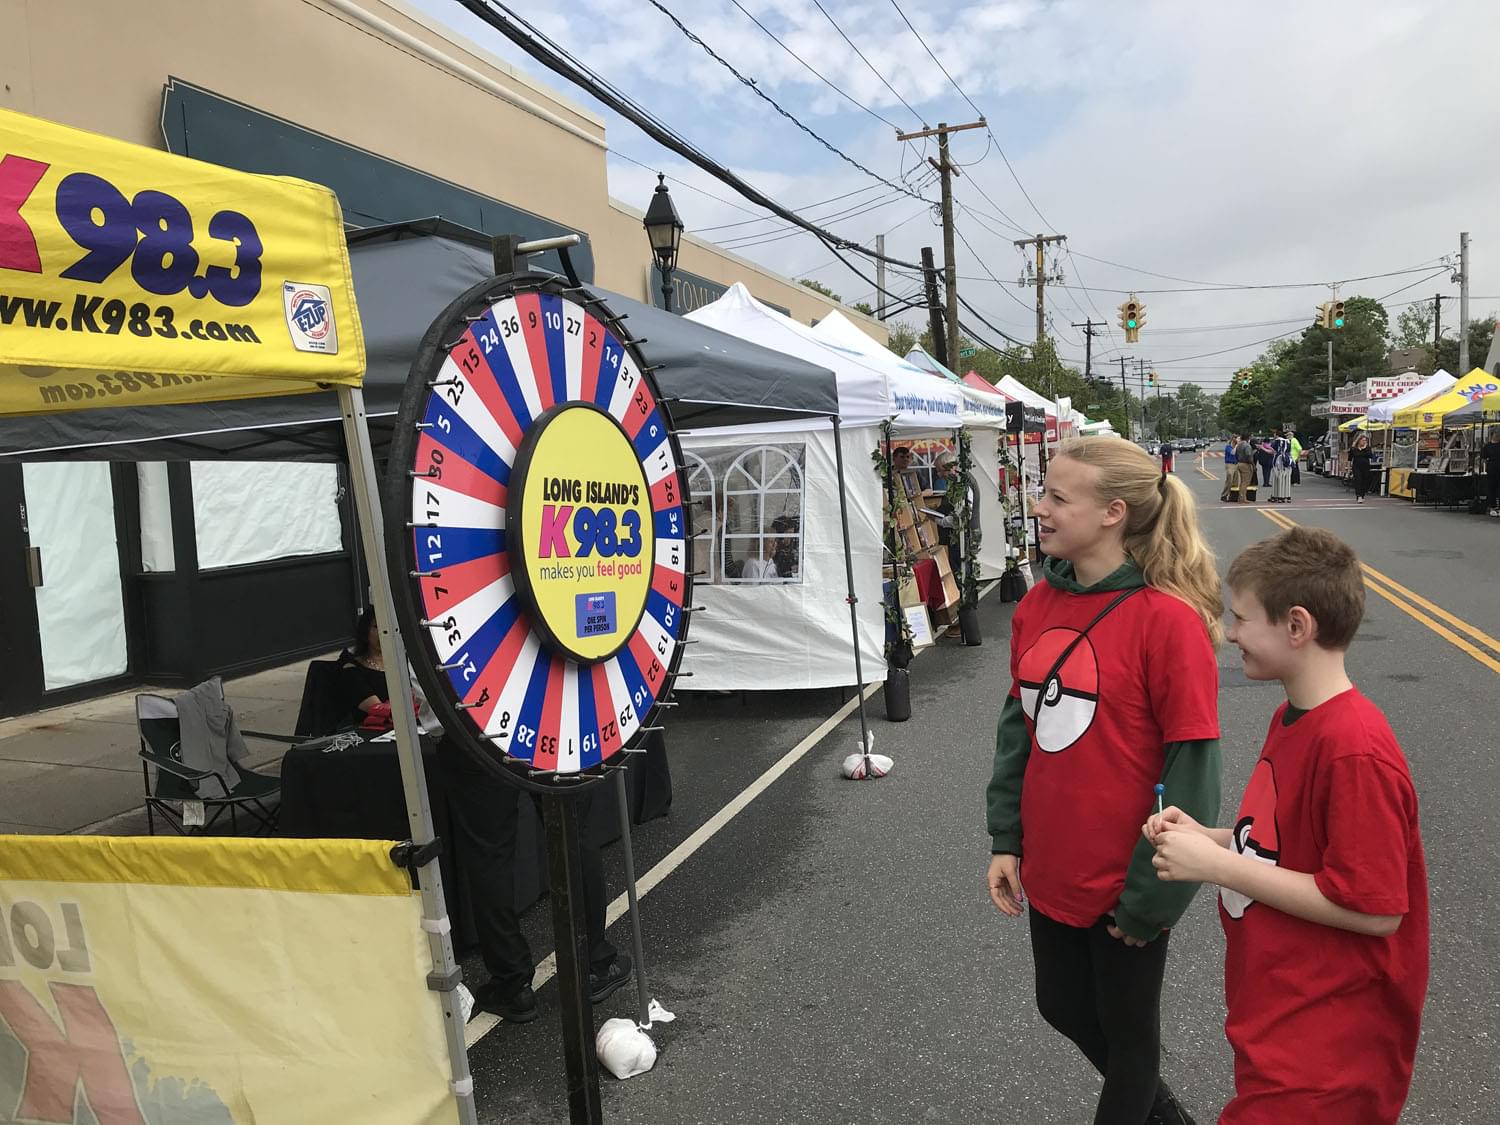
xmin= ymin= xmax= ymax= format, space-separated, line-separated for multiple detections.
xmin=337 ymin=385 xmax=477 ymax=1125
xmin=830 ymin=417 xmax=873 ymax=757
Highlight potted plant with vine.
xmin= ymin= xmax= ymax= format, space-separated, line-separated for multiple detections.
xmin=950 ymin=428 xmax=983 ymax=645
xmin=872 ymin=421 xmax=915 ymax=671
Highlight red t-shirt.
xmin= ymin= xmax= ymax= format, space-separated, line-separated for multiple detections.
xmin=1008 ymin=580 xmax=1219 ymax=927
xmin=1220 ymin=689 xmax=1428 ymax=1125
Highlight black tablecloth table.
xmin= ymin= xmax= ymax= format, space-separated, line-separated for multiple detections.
xmin=277 ymin=730 xmax=672 ymax=946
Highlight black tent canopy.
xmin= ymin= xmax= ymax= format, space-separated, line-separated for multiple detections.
xmin=0 ymin=219 xmax=841 ymax=462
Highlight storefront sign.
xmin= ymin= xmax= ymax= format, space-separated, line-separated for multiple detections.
xmin=509 ymin=403 xmax=654 ymax=663
xmin=648 ymin=266 xmax=791 ymax=318
xmin=1312 ymin=400 xmax=1368 ymax=417
xmin=0 ymin=106 xmax=363 ymax=412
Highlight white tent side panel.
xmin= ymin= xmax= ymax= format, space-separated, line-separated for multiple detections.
xmin=191 ymin=462 xmax=343 ymax=569
xmin=678 ymin=423 xmax=886 ymax=691
xmin=969 ymin=432 xmax=1007 ymax=580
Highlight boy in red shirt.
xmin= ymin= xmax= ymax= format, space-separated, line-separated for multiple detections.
xmin=1146 ymin=526 xmax=1428 ymax=1124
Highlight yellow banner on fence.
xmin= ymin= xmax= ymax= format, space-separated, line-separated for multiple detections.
xmin=0 ymin=106 xmax=364 ymax=416
xmin=0 ymin=835 xmax=460 ymax=1124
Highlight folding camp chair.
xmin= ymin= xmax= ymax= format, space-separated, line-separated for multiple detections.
xmin=137 ymin=690 xmax=282 ymax=835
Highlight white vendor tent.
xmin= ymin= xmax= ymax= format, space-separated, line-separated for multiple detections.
xmin=1366 ymin=369 xmax=1456 ymax=424
xmin=812 ymin=312 xmax=1009 ymax=578
xmin=680 ymin=285 xmax=963 ymax=692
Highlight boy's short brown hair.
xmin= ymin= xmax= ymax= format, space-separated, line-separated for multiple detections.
xmin=1226 ymin=526 xmax=1365 ymax=649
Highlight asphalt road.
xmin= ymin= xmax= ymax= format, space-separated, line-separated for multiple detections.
xmin=467 ymin=457 xmax=1498 ymax=1124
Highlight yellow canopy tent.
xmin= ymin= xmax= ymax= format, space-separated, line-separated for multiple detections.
xmin=0 ymin=106 xmax=471 ymax=1123
xmin=1392 ymin=369 xmax=1500 ymax=428
xmin=1339 ymin=414 xmax=1388 ymax=432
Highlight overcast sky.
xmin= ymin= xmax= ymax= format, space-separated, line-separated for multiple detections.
xmin=411 ymin=0 xmax=1500 ymax=395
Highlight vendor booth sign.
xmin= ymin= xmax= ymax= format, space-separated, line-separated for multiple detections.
xmin=0 ymin=836 xmax=460 ymax=1124
xmin=0 ymin=106 xmax=362 ymax=414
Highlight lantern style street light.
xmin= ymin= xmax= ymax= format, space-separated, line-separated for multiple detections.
xmin=642 ymin=173 xmax=684 ymax=312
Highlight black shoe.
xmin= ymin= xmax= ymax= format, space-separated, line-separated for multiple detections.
xmin=588 ymin=955 xmax=633 ymax=1005
xmin=1147 ymin=1082 xmax=1197 ymax=1125
xmin=477 ymin=982 xmax=539 ymax=1023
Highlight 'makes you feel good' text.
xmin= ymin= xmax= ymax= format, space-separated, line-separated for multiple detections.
xmin=535 ymin=475 xmax=646 ymax=581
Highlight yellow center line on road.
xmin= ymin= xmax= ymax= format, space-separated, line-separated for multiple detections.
xmin=1256 ymin=508 xmax=1500 ymax=677
xmin=1196 ymin=451 xmax=1218 ymax=480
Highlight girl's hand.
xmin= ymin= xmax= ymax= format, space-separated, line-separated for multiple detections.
xmin=1105 ymin=923 xmax=1152 ymax=948
xmin=1151 ymin=822 xmax=1227 ymax=883
xmin=1142 ymin=804 xmax=1201 ymax=846
xmin=987 ymin=854 xmax=1024 ymax=917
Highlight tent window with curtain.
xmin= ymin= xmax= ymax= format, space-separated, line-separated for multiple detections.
xmin=718 ymin=444 xmax=805 ymax=584
xmin=685 ymin=452 xmax=716 ymax=585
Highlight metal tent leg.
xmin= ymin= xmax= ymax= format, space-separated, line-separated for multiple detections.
xmin=338 ymin=386 xmax=477 ymax=1125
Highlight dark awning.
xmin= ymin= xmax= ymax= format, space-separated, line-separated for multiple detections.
xmin=0 ymin=220 xmax=839 ymax=462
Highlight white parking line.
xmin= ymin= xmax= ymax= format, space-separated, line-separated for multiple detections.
xmin=465 ymin=579 xmax=1001 ymax=1047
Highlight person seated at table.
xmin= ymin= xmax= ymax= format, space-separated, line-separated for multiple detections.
xmin=741 ymin=517 xmax=797 ymax=582
xmin=334 ymin=606 xmax=390 ymax=729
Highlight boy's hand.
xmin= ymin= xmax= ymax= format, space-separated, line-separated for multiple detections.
xmin=1142 ymin=804 xmax=1202 ymax=846
xmin=1152 ymin=822 xmax=1226 ymax=883
xmin=987 ymin=854 xmax=1024 ymax=917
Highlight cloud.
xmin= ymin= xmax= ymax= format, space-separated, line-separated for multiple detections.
xmin=413 ymin=0 xmax=1500 ymax=389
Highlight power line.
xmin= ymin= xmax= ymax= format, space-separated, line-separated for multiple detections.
xmin=692 ymin=183 xmax=889 ymax=233
xmin=808 ymin=0 xmax=928 ymax=128
xmin=955 ymin=262 xmax=1450 ymax=295
xmin=724 ymin=0 xmax=902 ymax=131
xmin=457 ymin=0 xmax=926 ymax=271
xmin=887 ymin=0 xmax=1056 ymax=231
xmin=643 ymin=0 xmax=935 ymax=205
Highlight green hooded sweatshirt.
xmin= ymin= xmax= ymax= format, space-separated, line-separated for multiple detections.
xmin=986 ymin=558 xmax=1222 ymax=941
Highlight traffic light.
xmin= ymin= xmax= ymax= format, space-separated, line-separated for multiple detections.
xmin=1118 ymin=295 xmax=1146 ymax=343
xmin=1332 ymin=300 xmax=1346 ymax=329
xmin=1237 ymin=370 xmax=1252 ymax=388
xmin=1148 ymin=370 xmax=1157 ymax=386
xmin=1315 ymin=302 xmax=1332 ymax=329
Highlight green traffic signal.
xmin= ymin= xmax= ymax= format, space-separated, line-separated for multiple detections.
xmin=1127 ymin=317 xmax=1138 ymax=329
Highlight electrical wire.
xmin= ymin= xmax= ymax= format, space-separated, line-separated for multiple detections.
xmin=808 ymin=0 xmax=928 ymax=128
xmin=724 ymin=0 xmax=903 ymax=130
xmin=456 ymin=0 xmax=927 ymax=271
xmin=692 ymin=183 xmax=890 ymax=233
xmin=643 ymin=0 xmax=934 ymax=204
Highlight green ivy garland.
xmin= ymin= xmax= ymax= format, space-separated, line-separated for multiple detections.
xmin=949 ymin=428 xmax=982 ymax=607
xmin=874 ymin=420 xmax=914 ymax=655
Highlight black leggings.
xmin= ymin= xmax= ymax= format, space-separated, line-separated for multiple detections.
xmin=1030 ymin=908 xmax=1171 ymax=1125
xmin=1352 ymin=462 xmax=1372 ymax=499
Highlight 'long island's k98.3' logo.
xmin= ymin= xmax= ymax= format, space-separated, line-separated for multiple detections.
xmin=282 ymin=281 xmax=338 ymax=354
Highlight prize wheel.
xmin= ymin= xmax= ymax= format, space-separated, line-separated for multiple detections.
xmin=386 ymin=272 xmax=692 ymax=793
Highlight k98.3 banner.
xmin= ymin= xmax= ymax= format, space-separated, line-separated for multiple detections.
xmin=0 ymin=835 xmax=460 ymax=1124
xmin=0 ymin=106 xmax=363 ymax=414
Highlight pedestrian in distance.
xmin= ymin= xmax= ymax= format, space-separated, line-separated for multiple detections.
xmin=1235 ymin=435 xmax=1256 ymax=502
xmin=1481 ymin=427 xmax=1500 ymax=516
xmin=1146 ymin=526 xmax=1428 ymax=1124
xmin=1267 ymin=431 xmax=1293 ymax=504
xmin=1253 ymin=437 xmax=1275 ymax=490
xmin=1221 ymin=434 xmax=1239 ymax=502
xmin=987 ymin=437 xmax=1222 ymax=1125
xmin=1159 ymin=439 xmax=1175 ymax=475
xmin=1350 ymin=434 xmax=1375 ymax=503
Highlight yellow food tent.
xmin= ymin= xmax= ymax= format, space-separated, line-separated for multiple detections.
xmin=1392 ymin=369 xmax=1500 ymax=428
xmin=1338 ymin=414 xmax=1387 ymax=432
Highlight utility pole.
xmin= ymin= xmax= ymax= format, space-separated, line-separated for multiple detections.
xmin=920 ymin=246 xmax=948 ymax=368
xmin=1327 ymin=338 xmax=1335 ymax=442
xmin=1136 ymin=360 xmax=1148 ymax=440
xmin=897 ymin=119 xmax=986 ymax=374
xmin=1432 ymin=292 xmax=1446 ymax=353
xmin=1117 ymin=355 xmax=1133 ymax=439
xmin=1071 ymin=319 xmax=1101 ymax=382
xmin=1458 ymin=231 xmax=1471 ymax=372
xmin=1015 ymin=232 xmax=1069 ymax=346
xmin=876 ymin=233 xmax=887 ymax=321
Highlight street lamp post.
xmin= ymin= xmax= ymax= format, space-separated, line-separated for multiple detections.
xmin=642 ymin=173 xmax=684 ymax=313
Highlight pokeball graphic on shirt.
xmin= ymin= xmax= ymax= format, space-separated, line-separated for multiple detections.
xmin=1222 ymin=758 xmax=1281 ymax=920
xmin=1018 ymin=628 xmax=1100 ymax=754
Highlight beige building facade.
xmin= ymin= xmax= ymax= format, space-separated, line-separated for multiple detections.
xmin=1 ymin=0 xmax=886 ymax=335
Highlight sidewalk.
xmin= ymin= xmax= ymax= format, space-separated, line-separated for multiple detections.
xmin=0 ymin=659 xmax=320 ymax=836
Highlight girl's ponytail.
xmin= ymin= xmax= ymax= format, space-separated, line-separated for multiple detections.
xmin=1054 ymin=438 xmax=1224 ymax=645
